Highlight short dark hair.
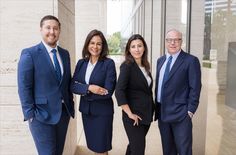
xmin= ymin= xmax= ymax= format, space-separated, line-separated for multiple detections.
xmin=82 ymin=29 xmax=109 ymax=60
xmin=40 ymin=15 xmax=61 ymax=28
xmin=124 ymin=34 xmax=150 ymax=72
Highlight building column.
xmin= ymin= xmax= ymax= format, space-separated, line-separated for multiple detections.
xmin=58 ymin=0 xmax=77 ymax=154
xmin=190 ymin=0 xmax=207 ymax=154
xmin=0 ymin=0 xmax=77 ymax=154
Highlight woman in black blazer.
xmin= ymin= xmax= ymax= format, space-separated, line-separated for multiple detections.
xmin=115 ymin=34 xmax=154 ymax=155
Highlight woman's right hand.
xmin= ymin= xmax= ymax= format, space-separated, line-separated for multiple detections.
xmin=128 ymin=113 xmax=142 ymax=126
xmin=88 ymin=84 xmax=108 ymax=95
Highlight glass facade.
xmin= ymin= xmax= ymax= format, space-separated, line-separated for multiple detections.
xmin=204 ymin=0 xmax=236 ymax=154
xmin=204 ymin=1 xmax=236 ymax=102
xmin=119 ymin=0 xmax=191 ymax=58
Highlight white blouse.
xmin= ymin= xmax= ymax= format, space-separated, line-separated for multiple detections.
xmin=139 ymin=66 xmax=151 ymax=86
xmin=85 ymin=61 xmax=97 ymax=84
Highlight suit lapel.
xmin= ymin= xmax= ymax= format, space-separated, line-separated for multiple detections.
xmin=82 ymin=60 xmax=89 ymax=83
xmin=39 ymin=43 xmax=59 ymax=81
xmin=89 ymin=60 xmax=103 ymax=83
xmin=58 ymin=47 xmax=66 ymax=85
xmin=133 ymin=62 xmax=153 ymax=91
xmin=155 ymin=57 xmax=165 ymax=91
xmin=134 ymin=62 xmax=148 ymax=88
xmin=168 ymin=51 xmax=185 ymax=81
xmin=157 ymin=57 xmax=166 ymax=73
xmin=39 ymin=42 xmax=65 ymax=85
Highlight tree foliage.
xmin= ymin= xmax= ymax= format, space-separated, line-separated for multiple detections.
xmin=107 ymin=32 xmax=122 ymax=55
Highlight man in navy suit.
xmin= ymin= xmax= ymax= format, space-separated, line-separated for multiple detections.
xmin=155 ymin=29 xmax=201 ymax=155
xmin=18 ymin=15 xmax=74 ymax=155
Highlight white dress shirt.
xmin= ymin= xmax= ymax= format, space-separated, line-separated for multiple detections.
xmin=42 ymin=41 xmax=64 ymax=75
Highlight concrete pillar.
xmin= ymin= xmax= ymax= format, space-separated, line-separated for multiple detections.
xmin=58 ymin=0 xmax=77 ymax=154
xmin=0 ymin=0 xmax=77 ymax=154
xmin=189 ymin=0 xmax=207 ymax=154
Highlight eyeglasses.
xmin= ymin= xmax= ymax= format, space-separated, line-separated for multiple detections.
xmin=166 ymin=38 xmax=182 ymax=43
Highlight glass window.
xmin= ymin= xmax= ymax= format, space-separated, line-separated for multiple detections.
xmin=165 ymin=0 xmax=188 ymax=52
xmin=203 ymin=0 xmax=236 ymax=154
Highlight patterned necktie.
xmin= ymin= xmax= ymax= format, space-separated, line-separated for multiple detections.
xmin=51 ymin=49 xmax=62 ymax=82
xmin=161 ymin=56 xmax=172 ymax=102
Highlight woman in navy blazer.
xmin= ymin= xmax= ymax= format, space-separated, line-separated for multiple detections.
xmin=115 ymin=34 xmax=154 ymax=155
xmin=71 ymin=29 xmax=116 ymax=155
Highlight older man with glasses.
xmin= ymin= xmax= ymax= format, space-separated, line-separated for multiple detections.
xmin=154 ymin=29 xmax=202 ymax=155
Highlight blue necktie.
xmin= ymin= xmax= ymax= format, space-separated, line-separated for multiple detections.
xmin=51 ymin=49 xmax=62 ymax=82
xmin=160 ymin=56 xmax=172 ymax=102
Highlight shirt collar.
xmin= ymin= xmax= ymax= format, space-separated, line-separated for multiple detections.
xmin=88 ymin=60 xmax=97 ymax=67
xmin=166 ymin=50 xmax=181 ymax=60
xmin=42 ymin=40 xmax=58 ymax=54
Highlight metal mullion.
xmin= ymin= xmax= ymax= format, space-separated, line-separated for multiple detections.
xmin=186 ymin=0 xmax=192 ymax=53
xmin=161 ymin=0 xmax=167 ymax=55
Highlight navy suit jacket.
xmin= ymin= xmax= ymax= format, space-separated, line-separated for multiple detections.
xmin=155 ymin=50 xmax=201 ymax=122
xmin=71 ymin=58 xmax=116 ymax=116
xmin=18 ymin=42 xmax=74 ymax=124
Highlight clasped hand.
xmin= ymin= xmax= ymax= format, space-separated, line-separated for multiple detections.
xmin=88 ymin=84 xmax=108 ymax=95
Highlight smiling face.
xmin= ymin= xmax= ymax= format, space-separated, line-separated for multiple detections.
xmin=88 ymin=35 xmax=102 ymax=59
xmin=165 ymin=30 xmax=182 ymax=55
xmin=129 ymin=39 xmax=145 ymax=63
xmin=40 ymin=19 xmax=60 ymax=48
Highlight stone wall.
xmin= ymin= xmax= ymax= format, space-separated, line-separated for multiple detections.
xmin=58 ymin=0 xmax=77 ymax=154
xmin=0 ymin=0 xmax=77 ymax=154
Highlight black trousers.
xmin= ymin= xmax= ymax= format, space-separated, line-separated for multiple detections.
xmin=123 ymin=120 xmax=150 ymax=155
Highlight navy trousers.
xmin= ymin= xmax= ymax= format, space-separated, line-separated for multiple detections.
xmin=158 ymin=115 xmax=193 ymax=155
xmin=29 ymin=107 xmax=70 ymax=155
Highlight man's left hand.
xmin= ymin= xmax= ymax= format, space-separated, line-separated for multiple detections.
xmin=188 ymin=111 xmax=194 ymax=119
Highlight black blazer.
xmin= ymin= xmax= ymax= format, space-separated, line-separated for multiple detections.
xmin=115 ymin=61 xmax=154 ymax=125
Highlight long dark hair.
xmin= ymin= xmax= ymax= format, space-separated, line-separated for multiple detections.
xmin=124 ymin=34 xmax=150 ymax=72
xmin=82 ymin=29 xmax=109 ymax=60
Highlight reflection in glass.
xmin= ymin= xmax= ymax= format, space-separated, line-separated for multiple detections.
xmin=204 ymin=0 xmax=236 ymax=155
